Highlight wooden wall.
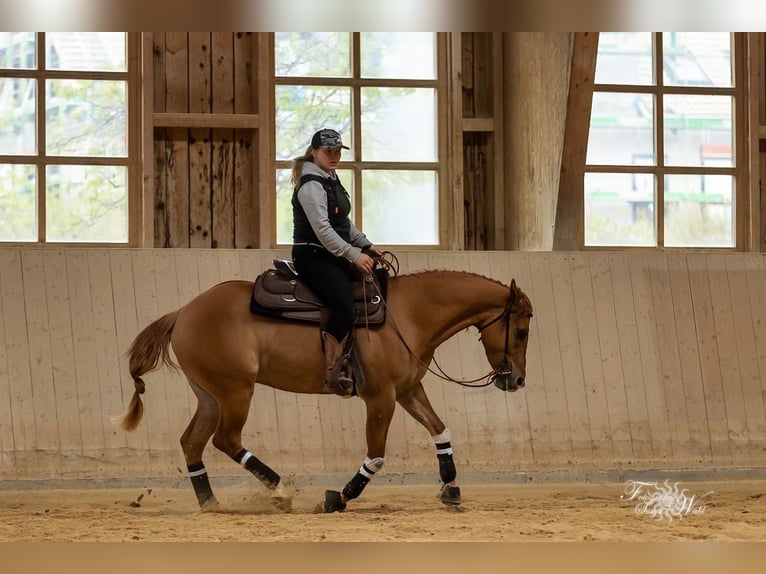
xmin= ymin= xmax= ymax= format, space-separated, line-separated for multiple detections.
xmin=144 ymin=33 xmax=766 ymax=254
xmin=145 ymin=32 xmax=571 ymax=253
xmin=461 ymin=33 xmax=502 ymax=250
xmin=152 ymin=32 xmax=261 ymax=249
xmin=1 ymin=248 xmax=765 ymax=483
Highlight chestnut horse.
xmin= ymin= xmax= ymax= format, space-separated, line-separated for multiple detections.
xmin=116 ymin=269 xmax=533 ymax=513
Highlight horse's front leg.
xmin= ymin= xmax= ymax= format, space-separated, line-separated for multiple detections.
xmin=397 ymin=382 xmax=461 ymax=505
xmin=323 ymin=390 xmax=396 ymax=513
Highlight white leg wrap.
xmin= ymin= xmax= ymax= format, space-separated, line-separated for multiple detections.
xmin=432 ymin=428 xmax=453 ymax=455
xmin=360 ymin=456 xmax=384 ymax=478
xmin=239 ymin=451 xmax=253 ymax=468
xmin=432 ymin=428 xmax=451 ymax=444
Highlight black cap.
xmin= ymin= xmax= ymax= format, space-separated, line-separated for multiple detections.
xmin=310 ymin=128 xmax=349 ymax=150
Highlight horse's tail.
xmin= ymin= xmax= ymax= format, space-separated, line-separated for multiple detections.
xmin=113 ymin=310 xmax=180 ymax=432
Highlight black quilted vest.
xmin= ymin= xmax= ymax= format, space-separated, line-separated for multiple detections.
xmin=292 ymin=173 xmax=352 ymax=244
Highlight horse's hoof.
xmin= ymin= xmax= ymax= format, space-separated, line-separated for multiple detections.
xmin=200 ymin=497 xmax=221 ymax=512
xmin=270 ymin=481 xmax=295 ymax=512
xmin=271 ymin=495 xmax=293 ymax=512
xmin=439 ymin=484 xmax=461 ymax=505
xmin=324 ymin=490 xmax=347 ymax=513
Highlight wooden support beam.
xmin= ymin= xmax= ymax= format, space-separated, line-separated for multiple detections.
xmin=492 ymin=33 xmax=505 ymax=250
xmin=139 ymin=33 xmax=154 ymax=247
xmin=447 ymin=33 xmax=465 ymax=250
xmin=258 ymin=33 xmax=274 ymax=249
xmin=553 ymin=32 xmax=599 ymax=251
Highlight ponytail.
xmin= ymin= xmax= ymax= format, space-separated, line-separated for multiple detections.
xmin=291 ymin=146 xmax=315 ymax=189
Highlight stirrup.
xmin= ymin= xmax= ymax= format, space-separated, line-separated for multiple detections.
xmin=323 ymin=371 xmax=355 ymax=398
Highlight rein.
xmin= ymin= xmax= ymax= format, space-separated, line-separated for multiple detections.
xmin=431 ymin=306 xmax=512 ymax=388
xmin=364 ymin=257 xmax=511 ymax=388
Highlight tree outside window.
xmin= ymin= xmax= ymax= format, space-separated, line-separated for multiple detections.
xmin=273 ymin=32 xmax=440 ymax=246
xmin=0 ymin=32 xmax=132 ymax=244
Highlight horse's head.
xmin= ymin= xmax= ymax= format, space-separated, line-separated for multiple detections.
xmin=478 ymin=279 xmax=533 ymax=392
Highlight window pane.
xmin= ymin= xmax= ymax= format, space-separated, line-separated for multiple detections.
xmin=276 ymin=168 xmax=354 ymax=245
xmin=0 ymin=164 xmax=36 ymax=241
xmin=587 ymin=92 xmax=654 ymax=165
xmin=361 ymin=33 xmax=436 ymax=80
xmin=274 ymin=32 xmax=350 ymax=78
xmin=664 ymin=95 xmax=732 ymax=167
xmin=664 ymin=174 xmax=733 ymax=247
xmin=361 ymin=87 xmax=436 ymax=162
xmin=0 ymin=78 xmax=36 ymax=155
xmin=584 ymin=172 xmax=655 ymax=247
xmin=46 ymin=79 xmax=127 ymax=157
xmin=595 ymin=32 xmax=653 ymax=85
xmin=0 ymin=32 xmax=36 ymax=69
xmin=46 ymin=165 xmax=127 ymax=242
xmin=275 ymin=85 xmax=352 ymax=161
xmin=663 ymin=33 xmax=732 ymax=88
xmin=362 ymin=170 xmax=437 ymax=244
xmin=46 ymin=33 xmax=126 ymax=72
xmin=275 ymin=169 xmax=293 ymax=245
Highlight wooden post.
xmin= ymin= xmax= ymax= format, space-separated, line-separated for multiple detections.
xmin=211 ymin=32 xmax=235 ymax=248
xmin=258 ymin=33 xmax=274 ymax=249
xmin=139 ymin=33 xmax=154 ymax=247
xmin=447 ymin=33 xmax=465 ymax=250
xmin=492 ymin=34 xmax=505 ymax=250
xmin=164 ymin=32 xmax=191 ymax=248
xmin=748 ymin=33 xmax=764 ymax=252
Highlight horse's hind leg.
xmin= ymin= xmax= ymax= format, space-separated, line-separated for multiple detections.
xmin=397 ymin=382 xmax=461 ymax=505
xmin=181 ymin=378 xmax=221 ymax=509
xmin=210 ymin=382 xmax=292 ymax=510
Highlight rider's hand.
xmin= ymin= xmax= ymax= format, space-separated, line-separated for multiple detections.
xmin=354 ymin=252 xmax=375 ymax=274
xmin=363 ymin=244 xmax=385 ymax=258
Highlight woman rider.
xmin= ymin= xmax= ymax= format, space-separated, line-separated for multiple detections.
xmin=291 ymin=128 xmax=383 ymax=396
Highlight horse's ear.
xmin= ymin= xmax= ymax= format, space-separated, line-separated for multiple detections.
xmin=508 ymin=278 xmax=533 ymax=317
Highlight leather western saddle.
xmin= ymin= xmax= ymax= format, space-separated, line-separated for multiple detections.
xmin=250 ymin=259 xmax=386 ymax=326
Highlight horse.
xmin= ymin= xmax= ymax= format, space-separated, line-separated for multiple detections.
xmin=116 ymin=268 xmax=534 ymax=513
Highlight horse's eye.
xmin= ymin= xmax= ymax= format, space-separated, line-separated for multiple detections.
xmin=515 ymin=328 xmax=528 ymax=341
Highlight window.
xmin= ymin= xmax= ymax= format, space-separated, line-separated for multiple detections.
xmin=273 ymin=32 xmax=442 ymax=246
xmin=0 ymin=32 xmax=136 ymax=244
xmin=585 ymin=33 xmax=742 ymax=248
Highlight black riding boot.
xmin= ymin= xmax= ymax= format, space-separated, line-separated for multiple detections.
xmin=321 ymin=332 xmax=354 ymax=397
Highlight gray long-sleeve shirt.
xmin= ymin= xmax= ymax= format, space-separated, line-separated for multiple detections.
xmin=295 ymin=161 xmax=372 ymax=262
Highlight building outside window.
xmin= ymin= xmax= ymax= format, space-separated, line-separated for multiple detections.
xmin=585 ymin=32 xmax=740 ymax=248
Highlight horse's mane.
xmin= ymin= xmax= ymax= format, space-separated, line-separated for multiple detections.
xmin=393 ymin=269 xmax=533 ymax=316
xmin=394 ymin=269 xmax=508 ymax=290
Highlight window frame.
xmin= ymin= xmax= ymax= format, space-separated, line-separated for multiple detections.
xmin=584 ymin=32 xmax=748 ymax=251
xmin=0 ymin=32 xmax=140 ymax=246
xmin=267 ymin=32 xmax=450 ymax=249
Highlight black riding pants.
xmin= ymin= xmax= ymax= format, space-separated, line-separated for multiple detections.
xmin=292 ymin=245 xmax=357 ymax=341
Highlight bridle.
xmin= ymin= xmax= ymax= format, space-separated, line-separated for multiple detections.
xmin=438 ymin=304 xmax=515 ymax=388
xmin=367 ymin=263 xmax=517 ymax=388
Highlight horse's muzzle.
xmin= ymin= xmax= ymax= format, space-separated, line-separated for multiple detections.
xmin=491 ymin=371 xmax=525 ymax=392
